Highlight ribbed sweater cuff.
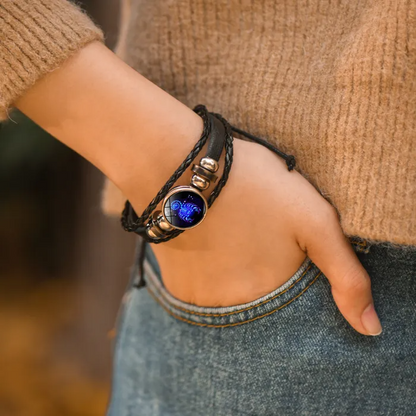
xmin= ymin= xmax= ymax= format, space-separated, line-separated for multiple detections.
xmin=0 ymin=0 xmax=104 ymax=121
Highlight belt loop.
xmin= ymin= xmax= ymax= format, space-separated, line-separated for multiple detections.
xmin=349 ymin=235 xmax=371 ymax=254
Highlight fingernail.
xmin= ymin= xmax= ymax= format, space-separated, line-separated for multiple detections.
xmin=361 ymin=303 xmax=383 ymax=336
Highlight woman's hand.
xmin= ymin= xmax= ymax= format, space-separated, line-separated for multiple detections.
xmin=148 ymin=139 xmax=382 ymax=337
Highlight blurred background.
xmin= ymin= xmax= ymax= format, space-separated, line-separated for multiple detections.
xmin=0 ymin=1 xmax=138 ymax=415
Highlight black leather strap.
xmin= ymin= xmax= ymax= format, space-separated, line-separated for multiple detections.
xmin=205 ymin=113 xmax=226 ymax=161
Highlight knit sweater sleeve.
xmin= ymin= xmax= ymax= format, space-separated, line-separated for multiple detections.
xmin=0 ymin=0 xmax=104 ymax=121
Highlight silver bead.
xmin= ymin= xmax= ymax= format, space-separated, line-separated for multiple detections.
xmin=145 ymin=212 xmax=166 ymax=238
xmin=146 ymin=225 xmax=161 ymax=239
xmin=157 ymin=213 xmax=174 ymax=231
xmin=200 ymin=157 xmax=219 ymax=173
xmin=191 ymin=174 xmax=210 ymax=190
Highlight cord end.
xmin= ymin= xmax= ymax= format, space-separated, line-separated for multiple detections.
xmin=286 ymin=155 xmax=296 ymax=171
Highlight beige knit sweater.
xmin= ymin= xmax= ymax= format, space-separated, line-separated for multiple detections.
xmin=1 ymin=0 xmax=415 ymax=246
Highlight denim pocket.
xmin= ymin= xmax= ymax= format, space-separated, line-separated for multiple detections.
xmin=142 ymin=254 xmax=321 ymax=328
xmin=141 ymin=237 xmax=367 ymax=327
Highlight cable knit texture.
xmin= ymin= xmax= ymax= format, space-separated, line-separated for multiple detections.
xmin=0 ymin=0 xmax=104 ymax=121
xmin=103 ymin=0 xmax=416 ymax=246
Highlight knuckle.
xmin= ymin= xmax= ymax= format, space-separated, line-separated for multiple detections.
xmin=341 ymin=266 xmax=371 ymax=294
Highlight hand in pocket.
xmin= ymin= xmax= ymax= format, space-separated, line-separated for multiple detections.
xmin=147 ymin=139 xmax=382 ymax=336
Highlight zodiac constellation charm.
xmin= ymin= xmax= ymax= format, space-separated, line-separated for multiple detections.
xmin=161 ymin=186 xmax=208 ymax=230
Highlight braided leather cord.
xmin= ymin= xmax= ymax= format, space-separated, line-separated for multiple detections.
xmin=121 ymin=104 xmax=211 ymax=235
xmin=121 ymin=104 xmax=235 ymax=243
xmin=137 ymin=109 xmax=234 ymax=244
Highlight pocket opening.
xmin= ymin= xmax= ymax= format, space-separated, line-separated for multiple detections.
xmin=142 ymin=254 xmax=322 ymax=327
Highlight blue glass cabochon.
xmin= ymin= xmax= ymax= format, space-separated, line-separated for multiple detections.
xmin=163 ymin=189 xmax=207 ymax=229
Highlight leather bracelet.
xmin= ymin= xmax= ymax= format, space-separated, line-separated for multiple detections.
xmin=121 ymin=105 xmax=234 ymax=244
xmin=121 ymin=104 xmax=296 ymax=244
xmin=145 ymin=113 xmax=227 ymax=239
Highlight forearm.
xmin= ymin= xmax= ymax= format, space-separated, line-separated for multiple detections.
xmin=15 ymin=40 xmax=203 ymax=213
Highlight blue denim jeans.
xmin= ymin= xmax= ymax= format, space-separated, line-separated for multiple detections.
xmin=107 ymin=237 xmax=416 ymax=415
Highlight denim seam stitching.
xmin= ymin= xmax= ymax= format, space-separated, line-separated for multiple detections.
xmin=147 ymin=263 xmax=315 ymax=317
xmin=145 ymin=271 xmax=322 ymax=327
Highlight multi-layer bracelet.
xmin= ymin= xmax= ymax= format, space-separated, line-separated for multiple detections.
xmin=121 ymin=104 xmax=296 ymax=244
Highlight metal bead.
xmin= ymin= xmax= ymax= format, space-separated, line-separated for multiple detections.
xmin=191 ymin=164 xmax=218 ymax=182
xmin=157 ymin=213 xmax=174 ymax=231
xmin=146 ymin=225 xmax=162 ymax=239
xmin=151 ymin=210 xmax=162 ymax=221
xmin=191 ymin=174 xmax=210 ymax=190
xmin=145 ymin=212 xmax=166 ymax=238
xmin=200 ymin=157 xmax=219 ymax=173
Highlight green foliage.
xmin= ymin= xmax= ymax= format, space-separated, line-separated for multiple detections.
xmin=0 ymin=110 xmax=68 ymax=176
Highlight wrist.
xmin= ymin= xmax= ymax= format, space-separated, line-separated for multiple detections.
xmin=113 ymin=107 xmax=205 ymax=215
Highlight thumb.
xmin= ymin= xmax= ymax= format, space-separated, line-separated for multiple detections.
xmin=303 ymin=209 xmax=382 ymax=336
